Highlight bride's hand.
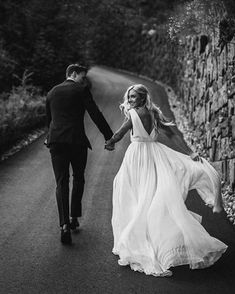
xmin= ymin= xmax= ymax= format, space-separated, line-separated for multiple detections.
xmin=190 ymin=152 xmax=203 ymax=163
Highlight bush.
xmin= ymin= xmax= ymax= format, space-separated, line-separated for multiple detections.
xmin=0 ymin=73 xmax=46 ymax=154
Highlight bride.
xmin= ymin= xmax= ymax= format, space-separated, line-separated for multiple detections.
xmin=105 ymin=84 xmax=227 ymax=277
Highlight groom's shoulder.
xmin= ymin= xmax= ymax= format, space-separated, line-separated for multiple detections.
xmin=73 ymin=83 xmax=92 ymax=97
xmin=48 ymin=81 xmax=65 ymax=92
xmin=48 ymin=81 xmax=78 ymax=94
xmin=47 ymin=81 xmax=90 ymax=99
xmin=47 ymin=83 xmax=61 ymax=98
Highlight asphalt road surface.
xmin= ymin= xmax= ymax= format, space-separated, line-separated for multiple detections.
xmin=0 ymin=67 xmax=235 ymax=294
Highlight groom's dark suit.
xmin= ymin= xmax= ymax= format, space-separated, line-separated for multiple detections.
xmin=46 ymin=79 xmax=113 ymax=227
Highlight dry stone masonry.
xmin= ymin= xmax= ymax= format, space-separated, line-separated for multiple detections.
xmin=119 ymin=20 xmax=235 ymax=223
xmin=178 ymin=31 xmax=235 ymax=223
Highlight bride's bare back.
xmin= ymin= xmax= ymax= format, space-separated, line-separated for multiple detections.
xmin=135 ymin=107 xmax=154 ymax=135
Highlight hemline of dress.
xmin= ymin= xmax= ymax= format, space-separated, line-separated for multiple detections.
xmin=112 ymin=246 xmax=227 ymax=277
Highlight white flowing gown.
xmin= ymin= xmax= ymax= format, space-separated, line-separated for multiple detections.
xmin=111 ymin=108 xmax=227 ymax=277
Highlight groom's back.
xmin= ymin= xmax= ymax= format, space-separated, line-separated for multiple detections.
xmin=46 ymin=78 xmax=113 ymax=148
xmin=48 ymin=80 xmax=86 ymax=125
xmin=46 ymin=80 xmax=92 ymax=147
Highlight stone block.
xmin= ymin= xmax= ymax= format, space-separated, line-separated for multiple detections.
xmin=228 ymin=99 xmax=235 ymax=116
xmin=214 ymin=126 xmax=222 ymax=138
xmin=218 ymin=56 xmax=224 ymax=77
xmin=214 ymin=136 xmax=222 ymax=161
xmin=212 ymin=80 xmax=218 ymax=92
xmin=211 ymin=138 xmax=217 ymax=161
xmin=209 ymin=147 xmax=213 ymax=161
xmin=227 ymin=43 xmax=235 ymax=64
xmin=230 ymin=42 xmax=235 ymax=57
xmin=221 ymin=105 xmax=228 ymax=117
xmin=199 ymin=81 xmax=205 ymax=99
xmin=231 ymin=116 xmax=235 ymax=139
xmin=221 ymin=126 xmax=229 ymax=137
xmin=205 ymin=121 xmax=211 ymax=131
xmin=211 ymin=160 xmax=223 ymax=178
xmin=205 ymin=41 xmax=210 ymax=55
xmin=211 ymin=117 xmax=218 ymax=129
xmin=222 ymin=159 xmax=229 ymax=183
xmin=208 ymin=86 xmax=214 ymax=100
xmin=211 ymin=91 xmax=219 ymax=112
xmin=217 ymin=76 xmax=223 ymax=89
xmin=221 ymin=137 xmax=229 ymax=158
xmin=206 ymin=129 xmax=212 ymax=147
xmin=200 ymin=106 xmax=206 ymax=123
xmin=207 ymin=53 xmax=212 ymax=71
xmin=218 ymin=83 xmax=228 ymax=108
xmin=228 ymin=82 xmax=235 ymax=98
xmin=212 ymin=56 xmax=218 ymax=81
xmin=228 ymin=158 xmax=235 ymax=189
xmin=228 ymin=140 xmax=235 ymax=158
xmin=206 ymin=103 xmax=211 ymax=121
xmin=220 ymin=117 xmax=229 ymax=128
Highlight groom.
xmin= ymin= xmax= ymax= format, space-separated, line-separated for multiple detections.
xmin=46 ymin=64 xmax=113 ymax=244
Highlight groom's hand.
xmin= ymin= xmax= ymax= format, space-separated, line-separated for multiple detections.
xmin=105 ymin=145 xmax=115 ymax=151
xmin=44 ymin=137 xmax=49 ymax=147
xmin=105 ymin=141 xmax=115 ymax=151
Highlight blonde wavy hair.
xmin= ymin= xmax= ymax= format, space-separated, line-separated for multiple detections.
xmin=120 ymin=84 xmax=175 ymax=129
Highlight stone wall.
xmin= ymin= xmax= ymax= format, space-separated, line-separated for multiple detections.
xmin=178 ymin=32 xmax=235 ymax=191
xmin=115 ymin=22 xmax=235 ymax=192
xmin=113 ymin=10 xmax=235 ymax=222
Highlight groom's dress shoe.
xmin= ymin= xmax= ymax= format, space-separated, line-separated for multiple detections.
xmin=61 ymin=226 xmax=72 ymax=245
xmin=70 ymin=219 xmax=80 ymax=231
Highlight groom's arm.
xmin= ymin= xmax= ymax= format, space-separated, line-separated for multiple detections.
xmin=82 ymin=87 xmax=113 ymax=140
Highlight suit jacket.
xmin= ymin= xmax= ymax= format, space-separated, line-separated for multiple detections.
xmin=46 ymin=79 xmax=113 ymax=149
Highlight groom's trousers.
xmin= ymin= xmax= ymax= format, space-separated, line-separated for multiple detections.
xmin=50 ymin=143 xmax=88 ymax=227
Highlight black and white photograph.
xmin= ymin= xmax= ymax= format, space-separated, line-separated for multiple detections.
xmin=0 ymin=0 xmax=235 ymax=293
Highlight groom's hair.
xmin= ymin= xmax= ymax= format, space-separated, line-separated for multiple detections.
xmin=66 ymin=64 xmax=88 ymax=77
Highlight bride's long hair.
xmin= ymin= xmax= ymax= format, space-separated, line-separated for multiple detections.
xmin=120 ymin=84 xmax=175 ymax=129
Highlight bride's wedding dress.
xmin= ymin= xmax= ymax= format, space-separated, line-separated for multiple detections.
xmin=111 ymin=108 xmax=227 ymax=277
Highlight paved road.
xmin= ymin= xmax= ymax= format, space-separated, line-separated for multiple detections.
xmin=0 ymin=67 xmax=235 ymax=294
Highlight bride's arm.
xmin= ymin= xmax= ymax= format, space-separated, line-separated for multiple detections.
xmin=105 ymin=117 xmax=132 ymax=147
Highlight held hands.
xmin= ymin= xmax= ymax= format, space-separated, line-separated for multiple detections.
xmin=44 ymin=137 xmax=48 ymax=147
xmin=104 ymin=140 xmax=115 ymax=151
xmin=190 ymin=152 xmax=203 ymax=163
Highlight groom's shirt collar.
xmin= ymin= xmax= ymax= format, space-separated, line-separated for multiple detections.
xmin=66 ymin=78 xmax=76 ymax=82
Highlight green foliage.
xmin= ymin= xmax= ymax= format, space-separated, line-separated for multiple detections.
xmin=0 ymin=0 xmax=188 ymax=92
xmin=168 ymin=0 xmax=228 ymax=42
xmin=0 ymin=40 xmax=16 ymax=90
xmin=223 ymin=0 xmax=235 ymax=16
xmin=0 ymin=0 xmax=92 ymax=90
xmin=0 ymin=71 xmax=46 ymax=153
xmin=90 ymin=3 xmax=141 ymax=68
xmin=1 ymin=0 xmax=233 ymax=93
